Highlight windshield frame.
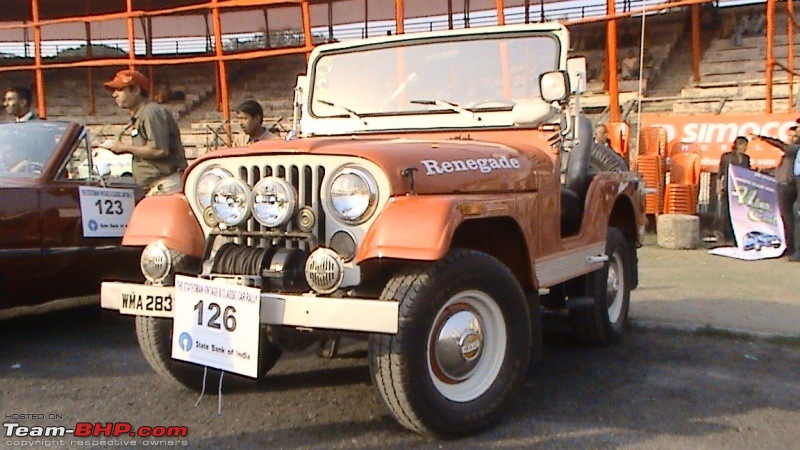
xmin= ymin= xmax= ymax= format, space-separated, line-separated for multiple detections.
xmin=300 ymin=23 xmax=568 ymax=136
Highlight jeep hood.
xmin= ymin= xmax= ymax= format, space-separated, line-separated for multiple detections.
xmin=195 ymin=136 xmax=553 ymax=194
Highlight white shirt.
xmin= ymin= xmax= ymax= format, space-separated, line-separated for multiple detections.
xmin=15 ymin=111 xmax=35 ymax=122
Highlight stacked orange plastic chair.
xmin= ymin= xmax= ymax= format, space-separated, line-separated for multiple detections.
xmin=637 ymin=127 xmax=668 ymax=215
xmin=663 ymin=152 xmax=701 ymax=214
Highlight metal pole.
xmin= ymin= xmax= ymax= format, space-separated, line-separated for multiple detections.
xmin=86 ymin=21 xmax=95 ymax=115
xmin=607 ymin=0 xmax=620 ymax=121
xmin=31 ymin=0 xmax=46 ymax=118
xmin=691 ymin=4 xmax=700 ymax=83
xmin=301 ymin=0 xmax=313 ymax=57
xmin=788 ymin=0 xmax=795 ymax=111
xmin=496 ymin=0 xmax=505 ymax=26
xmin=211 ymin=0 xmax=231 ymax=145
xmin=766 ymin=0 xmax=775 ymax=113
xmin=364 ymin=0 xmax=369 ymax=37
xmin=126 ymin=0 xmax=136 ymax=69
xmin=448 ymin=0 xmax=454 ymax=29
xmin=396 ymin=0 xmax=405 ymax=34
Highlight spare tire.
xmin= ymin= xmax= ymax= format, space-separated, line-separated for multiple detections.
xmin=590 ymin=143 xmax=629 ymax=173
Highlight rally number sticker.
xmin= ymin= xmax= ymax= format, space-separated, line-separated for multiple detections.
xmin=78 ymin=186 xmax=135 ymax=237
xmin=171 ymin=276 xmax=261 ymax=378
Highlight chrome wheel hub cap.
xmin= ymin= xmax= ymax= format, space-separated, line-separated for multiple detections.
xmin=427 ymin=290 xmax=507 ymax=403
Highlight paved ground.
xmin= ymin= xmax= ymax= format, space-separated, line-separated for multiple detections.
xmin=2 ymin=236 xmax=799 ymax=449
xmin=631 ymin=236 xmax=800 ymax=338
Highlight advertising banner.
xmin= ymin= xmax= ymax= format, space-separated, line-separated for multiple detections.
xmin=641 ymin=113 xmax=796 ymax=172
xmin=710 ymin=166 xmax=786 ymax=260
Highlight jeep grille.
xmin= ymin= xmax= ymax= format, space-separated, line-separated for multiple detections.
xmin=235 ymin=163 xmax=326 ymax=251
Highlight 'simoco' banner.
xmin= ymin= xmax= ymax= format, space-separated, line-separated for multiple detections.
xmin=641 ymin=113 xmax=796 ymax=172
xmin=710 ymin=165 xmax=785 ymax=260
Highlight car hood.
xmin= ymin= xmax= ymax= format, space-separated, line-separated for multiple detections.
xmin=193 ymin=136 xmax=554 ymax=194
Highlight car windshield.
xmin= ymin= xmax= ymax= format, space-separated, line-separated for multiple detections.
xmin=309 ymin=32 xmax=560 ymax=118
xmin=0 ymin=121 xmax=71 ymax=178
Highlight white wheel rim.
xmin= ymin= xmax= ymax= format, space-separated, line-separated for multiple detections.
xmin=606 ymin=251 xmax=625 ymax=323
xmin=427 ymin=290 xmax=507 ymax=403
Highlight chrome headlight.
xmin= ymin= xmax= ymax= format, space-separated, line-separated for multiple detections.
xmin=211 ymin=178 xmax=251 ymax=227
xmin=141 ymin=241 xmax=171 ymax=284
xmin=195 ymin=167 xmax=233 ymax=210
xmin=251 ymin=177 xmax=297 ymax=228
xmin=327 ymin=166 xmax=378 ymax=225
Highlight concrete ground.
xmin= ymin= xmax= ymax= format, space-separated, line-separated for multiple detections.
xmin=630 ymin=234 xmax=800 ymax=338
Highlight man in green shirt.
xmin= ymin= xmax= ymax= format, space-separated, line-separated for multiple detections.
xmin=101 ymin=69 xmax=187 ymax=195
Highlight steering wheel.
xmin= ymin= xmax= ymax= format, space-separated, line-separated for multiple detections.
xmin=10 ymin=160 xmax=44 ymax=174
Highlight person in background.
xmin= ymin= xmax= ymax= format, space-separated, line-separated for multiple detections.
xmin=593 ymin=123 xmax=611 ymax=147
xmin=100 ymin=69 xmax=187 ymax=196
xmin=717 ymin=136 xmax=752 ymax=244
xmin=233 ymin=100 xmax=276 ymax=147
xmin=4 ymin=86 xmax=38 ymax=122
xmin=591 ymin=123 xmax=628 ymax=171
xmin=749 ymin=128 xmax=799 ymax=258
xmin=620 ymin=50 xmax=639 ymax=80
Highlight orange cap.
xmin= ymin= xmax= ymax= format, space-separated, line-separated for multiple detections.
xmin=104 ymin=69 xmax=149 ymax=92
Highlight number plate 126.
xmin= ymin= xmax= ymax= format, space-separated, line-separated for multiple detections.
xmin=171 ymin=275 xmax=261 ymax=378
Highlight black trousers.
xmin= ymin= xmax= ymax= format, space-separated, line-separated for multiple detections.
xmin=719 ymin=190 xmax=735 ymax=243
xmin=777 ymin=182 xmax=798 ymax=254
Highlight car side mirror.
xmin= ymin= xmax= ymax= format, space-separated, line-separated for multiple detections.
xmin=566 ymin=57 xmax=587 ymax=95
xmin=540 ymin=71 xmax=570 ymax=103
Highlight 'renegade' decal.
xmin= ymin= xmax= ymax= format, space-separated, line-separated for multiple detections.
xmin=421 ymin=156 xmax=521 ymax=175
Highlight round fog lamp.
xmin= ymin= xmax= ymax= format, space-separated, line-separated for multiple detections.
xmin=211 ymin=178 xmax=251 ymax=227
xmin=329 ymin=230 xmax=356 ymax=262
xmin=141 ymin=241 xmax=172 ymax=283
xmin=251 ymin=177 xmax=297 ymax=228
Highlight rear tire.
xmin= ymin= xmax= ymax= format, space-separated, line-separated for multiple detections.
xmin=569 ymin=227 xmax=631 ymax=346
xmin=136 ymin=316 xmax=282 ymax=391
xmin=368 ymin=249 xmax=531 ymax=437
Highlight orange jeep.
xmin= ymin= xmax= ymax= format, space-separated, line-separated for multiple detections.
xmin=102 ymin=23 xmax=645 ymax=437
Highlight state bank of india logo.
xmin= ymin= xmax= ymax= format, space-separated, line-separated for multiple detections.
xmin=179 ymin=332 xmax=193 ymax=351
xmin=88 ymin=219 xmax=98 ymax=231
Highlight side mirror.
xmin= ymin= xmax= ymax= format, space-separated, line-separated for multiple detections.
xmin=566 ymin=57 xmax=587 ymax=94
xmin=539 ymin=71 xmax=570 ymax=103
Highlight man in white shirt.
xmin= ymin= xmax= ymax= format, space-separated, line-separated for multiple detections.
xmin=4 ymin=87 xmax=38 ymax=122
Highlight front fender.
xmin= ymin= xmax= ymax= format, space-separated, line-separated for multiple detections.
xmin=121 ymin=194 xmax=205 ymax=257
xmin=356 ymin=196 xmax=459 ymax=263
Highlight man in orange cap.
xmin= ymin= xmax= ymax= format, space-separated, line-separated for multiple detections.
xmin=100 ymin=69 xmax=187 ymax=195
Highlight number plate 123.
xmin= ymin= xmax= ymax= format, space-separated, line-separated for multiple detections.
xmin=171 ymin=275 xmax=261 ymax=378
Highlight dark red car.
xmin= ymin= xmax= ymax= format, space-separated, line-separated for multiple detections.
xmin=0 ymin=121 xmax=143 ymax=319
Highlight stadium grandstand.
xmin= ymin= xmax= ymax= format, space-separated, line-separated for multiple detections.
xmin=1 ymin=0 xmax=797 ymax=224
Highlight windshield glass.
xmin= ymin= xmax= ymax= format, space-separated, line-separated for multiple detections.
xmin=0 ymin=121 xmax=70 ymax=178
xmin=310 ymin=33 xmax=559 ymax=118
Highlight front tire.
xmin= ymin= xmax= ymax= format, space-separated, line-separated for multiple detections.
xmin=136 ymin=316 xmax=282 ymax=391
xmin=368 ymin=249 xmax=531 ymax=437
xmin=569 ymin=227 xmax=631 ymax=346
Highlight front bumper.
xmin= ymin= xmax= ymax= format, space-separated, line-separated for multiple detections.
xmin=101 ymin=281 xmax=398 ymax=334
